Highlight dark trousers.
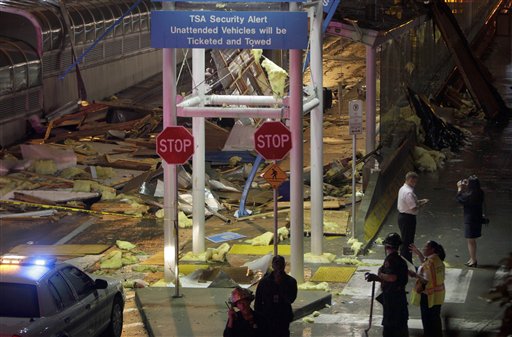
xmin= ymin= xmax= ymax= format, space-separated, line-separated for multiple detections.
xmin=383 ymin=325 xmax=409 ymax=337
xmin=420 ymin=294 xmax=443 ymax=337
xmin=274 ymin=326 xmax=290 ymax=337
xmin=398 ymin=213 xmax=416 ymax=263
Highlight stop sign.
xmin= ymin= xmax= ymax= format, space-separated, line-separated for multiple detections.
xmin=156 ymin=126 xmax=194 ymax=164
xmin=254 ymin=121 xmax=292 ymax=160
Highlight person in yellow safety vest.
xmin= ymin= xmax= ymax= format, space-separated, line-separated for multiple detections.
xmin=409 ymin=241 xmax=446 ymax=337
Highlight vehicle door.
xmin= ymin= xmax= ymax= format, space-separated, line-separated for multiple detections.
xmin=60 ymin=266 xmax=106 ymax=336
xmin=47 ymin=271 xmax=90 ymax=337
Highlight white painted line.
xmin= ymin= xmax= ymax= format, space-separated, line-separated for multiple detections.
xmin=341 ymin=266 xmax=379 ymax=298
xmin=312 ymin=313 xmax=500 ymax=332
xmin=444 ymin=268 xmax=473 ymax=303
xmin=54 ymin=219 xmax=96 ymax=244
xmin=343 ymin=262 xmax=473 ymax=304
xmin=124 ymin=307 xmax=139 ymax=313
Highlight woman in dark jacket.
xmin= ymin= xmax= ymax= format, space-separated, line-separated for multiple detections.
xmin=456 ymin=175 xmax=484 ymax=267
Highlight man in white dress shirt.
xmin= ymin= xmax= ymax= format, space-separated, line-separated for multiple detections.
xmin=397 ymin=171 xmax=429 ymax=263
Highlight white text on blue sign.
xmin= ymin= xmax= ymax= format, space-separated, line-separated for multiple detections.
xmin=151 ymin=11 xmax=308 ymax=50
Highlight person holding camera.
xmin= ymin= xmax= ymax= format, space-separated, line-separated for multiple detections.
xmin=456 ymin=175 xmax=485 ymax=268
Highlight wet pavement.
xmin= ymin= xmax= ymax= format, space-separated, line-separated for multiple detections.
xmin=137 ymin=30 xmax=512 ymax=337
xmin=135 ymin=110 xmax=512 ymax=337
xmin=288 ymin=33 xmax=512 ymax=337
xmin=134 ymin=97 xmax=512 ymax=337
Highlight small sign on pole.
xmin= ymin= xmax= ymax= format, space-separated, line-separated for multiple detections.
xmin=261 ymin=163 xmax=287 ymax=189
xmin=348 ymin=99 xmax=363 ymax=135
xmin=261 ymin=163 xmax=288 ymax=256
xmin=348 ymin=99 xmax=363 ymax=238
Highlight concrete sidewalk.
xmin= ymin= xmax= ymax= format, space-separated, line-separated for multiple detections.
xmin=135 ymin=287 xmax=331 ymax=337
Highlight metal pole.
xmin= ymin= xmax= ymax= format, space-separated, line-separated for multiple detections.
xmin=192 ymin=48 xmax=206 ymax=254
xmin=310 ymin=0 xmax=324 ymax=256
xmin=173 ymin=167 xmax=180 ymax=298
xmin=365 ymin=46 xmax=376 ymax=155
xmin=162 ymin=1 xmax=180 ymax=297
xmin=163 ymin=48 xmax=180 ymax=290
xmin=290 ymin=1 xmax=304 ymax=284
xmin=273 ymin=185 xmax=278 ymax=256
xmin=351 ymin=134 xmax=356 ymax=238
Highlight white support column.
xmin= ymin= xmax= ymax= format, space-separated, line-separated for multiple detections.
xmin=365 ymin=45 xmax=376 ymax=155
xmin=192 ymin=48 xmax=206 ymax=254
xmin=289 ymin=0 xmax=304 ymax=282
xmin=310 ymin=0 xmax=324 ymax=256
xmin=162 ymin=47 xmax=178 ymax=283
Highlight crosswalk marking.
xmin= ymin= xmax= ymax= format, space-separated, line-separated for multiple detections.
xmin=311 ymin=313 xmax=500 ymax=332
xmin=342 ymin=261 xmax=473 ymax=304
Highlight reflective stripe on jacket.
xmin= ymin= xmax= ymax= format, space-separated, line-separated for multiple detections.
xmin=411 ymin=254 xmax=445 ymax=308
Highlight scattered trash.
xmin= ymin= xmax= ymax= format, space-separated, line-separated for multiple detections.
xmin=116 ymin=240 xmax=137 ymax=251
xmin=245 ymin=232 xmax=273 ymax=246
xmin=347 ymin=237 xmax=364 ymax=256
xmin=207 ymin=232 xmax=246 ymax=243
xmin=205 ymin=243 xmax=230 ymax=262
xmin=407 ymin=87 xmax=465 ymax=152
xmin=304 ymin=253 xmax=337 ymax=264
xmin=100 ymin=250 xmax=123 ymax=269
xmin=298 ymin=281 xmax=331 ymax=292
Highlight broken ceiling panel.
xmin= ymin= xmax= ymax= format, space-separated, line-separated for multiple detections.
xmin=210 ymin=49 xmax=273 ymax=96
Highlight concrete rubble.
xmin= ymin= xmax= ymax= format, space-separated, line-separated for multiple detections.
xmin=0 ymin=40 xmax=486 ymax=295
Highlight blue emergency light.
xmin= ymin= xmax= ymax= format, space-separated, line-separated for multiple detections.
xmin=0 ymin=255 xmax=56 ymax=266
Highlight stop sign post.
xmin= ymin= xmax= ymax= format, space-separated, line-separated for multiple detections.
xmin=157 ymin=126 xmax=195 ymax=164
xmin=156 ymin=125 xmax=194 ymax=298
xmin=254 ymin=121 xmax=292 ymax=161
xmin=254 ymin=121 xmax=292 ymax=256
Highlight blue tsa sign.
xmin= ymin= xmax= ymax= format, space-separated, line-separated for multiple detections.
xmin=151 ymin=11 xmax=308 ymax=50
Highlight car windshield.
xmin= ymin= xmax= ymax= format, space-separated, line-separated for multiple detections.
xmin=0 ymin=283 xmax=40 ymax=317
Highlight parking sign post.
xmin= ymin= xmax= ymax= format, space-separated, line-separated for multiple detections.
xmin=348 ymin=100 xmax=363 ymax=239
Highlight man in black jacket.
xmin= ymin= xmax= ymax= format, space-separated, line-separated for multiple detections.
xmin=255 ymin=255 xmax=298 ymax=337
xmin=366 ymin=233 xmax=410 ymax=337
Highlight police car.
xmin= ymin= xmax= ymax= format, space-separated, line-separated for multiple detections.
xmin=0 ymin=255 xmax=125 ymax=337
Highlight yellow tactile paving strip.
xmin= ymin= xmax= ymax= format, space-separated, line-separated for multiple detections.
xmin=140 ymin=252 xmax=209 ymax=275
xmin=179 ymin=264 xmax=210 ymax=275
xmin=310 ymin=266 xmax=357 ymax=283
xmin=228 ymin=244 xmax=291 ymax=256
xmin=9 ymin=244 xmax=111 ymax=256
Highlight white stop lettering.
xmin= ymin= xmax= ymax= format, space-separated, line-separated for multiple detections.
xmin=159 ymin=138 xmax=192 ymax=152
xmin=256 ymin=134 xmax=290 ymax=148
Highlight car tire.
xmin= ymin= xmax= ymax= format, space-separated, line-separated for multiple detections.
xmin=103 ymin=297 xmax=123 ymax=337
